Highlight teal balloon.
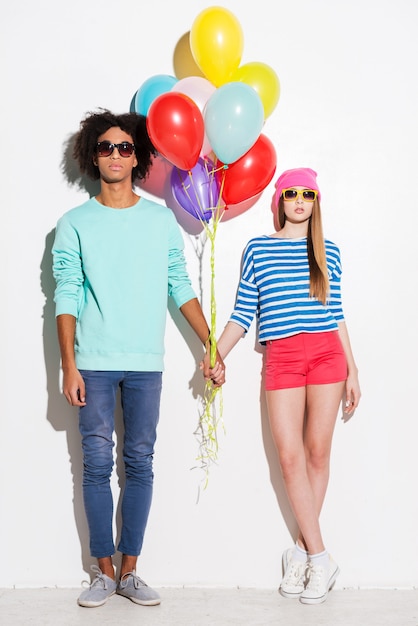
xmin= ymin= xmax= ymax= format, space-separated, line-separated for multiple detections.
xmin=133 ymin=74 xmax=178 ymax=116
xmin=204 ymin=82 xmax=264 ymax=164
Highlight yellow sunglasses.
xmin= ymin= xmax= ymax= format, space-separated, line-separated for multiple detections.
xmin=282 ymin=188 xmax=318 ymax=202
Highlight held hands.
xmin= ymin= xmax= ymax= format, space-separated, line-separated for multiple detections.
xmin=200 ymin=348 xmax=226 ymax=388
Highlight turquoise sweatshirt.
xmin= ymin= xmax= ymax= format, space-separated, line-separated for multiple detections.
xmin=52 ymin=196 xmax=196 ymax=371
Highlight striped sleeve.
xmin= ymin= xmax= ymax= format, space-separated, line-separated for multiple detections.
xmin=229 ymin=241 xmax=260 ymax=331
xmin=229 ymin=236 xmax=345 ymax=343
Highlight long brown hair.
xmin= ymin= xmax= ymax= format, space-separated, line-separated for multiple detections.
xmin=278 ymin=197 xmax=329 ymax=305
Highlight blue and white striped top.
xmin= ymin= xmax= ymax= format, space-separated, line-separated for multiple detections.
xmin=229 ymin=235 xmax=345 ymax=344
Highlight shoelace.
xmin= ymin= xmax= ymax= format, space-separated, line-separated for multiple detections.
xmin=305 ymin=563 xmax=327 ymax=591
xmin=120 ymin=570 xmax=148 ymax=589
xmin=283 ymin=560 xmax=306 ymax=585
xmin=81 ymin=565 xmax=109 ymax=590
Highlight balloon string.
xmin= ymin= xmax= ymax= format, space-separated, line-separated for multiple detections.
xmin=189 ymin=164 xmax=227 ymax=493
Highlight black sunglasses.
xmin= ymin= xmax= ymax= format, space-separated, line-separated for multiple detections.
xmin=96 ymin=141 xmax=135 ymax=158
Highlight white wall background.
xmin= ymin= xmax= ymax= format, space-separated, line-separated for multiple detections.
xmin=1 ymin=0 xmax=417 ymax=589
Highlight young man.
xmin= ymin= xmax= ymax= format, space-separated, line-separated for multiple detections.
xmin=52 ymin=109 xmax=224 ymax=608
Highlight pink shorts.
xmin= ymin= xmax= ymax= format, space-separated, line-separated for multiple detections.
xmin=265 ymin=331 xmax=347 ymax=390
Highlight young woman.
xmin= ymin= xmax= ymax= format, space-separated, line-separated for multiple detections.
xmin=207 ymin=167 xmax=361 ymax=604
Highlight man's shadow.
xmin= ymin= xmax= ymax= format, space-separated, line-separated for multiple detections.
xmin=41 ymin=227 xmax=94 ymax=573
xmin=41 ymin=133 xmax=101 ymax=574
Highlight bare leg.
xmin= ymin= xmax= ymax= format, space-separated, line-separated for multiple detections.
xmin=266 ymin=381 xmax=344 ymax=554
xmin=297 ymin=382 xmax=345 ymax=549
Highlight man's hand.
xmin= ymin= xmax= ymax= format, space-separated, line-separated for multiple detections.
xmin=62 ymin=366 xmax=86 ymax=406
xmin=200 ymin=349 xmax=225 ymax=388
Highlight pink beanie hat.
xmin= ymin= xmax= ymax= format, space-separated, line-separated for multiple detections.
xmin=274 ymin=167 xmax=321 ymax=206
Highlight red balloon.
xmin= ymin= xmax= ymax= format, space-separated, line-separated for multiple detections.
xmin=216 ymin=134 xmax=277 ymax=205
xmin=146 ymin=92 xmax=204 ymax=170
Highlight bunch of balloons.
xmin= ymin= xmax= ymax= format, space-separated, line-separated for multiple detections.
xmin=132 ymin=5 xmax=279 ymax=213
xmin=131 ymin=7 xmax=280 ymax=485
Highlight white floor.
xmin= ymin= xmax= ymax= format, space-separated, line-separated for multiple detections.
xmin=0 ymin=587 xmax=417 ymax=626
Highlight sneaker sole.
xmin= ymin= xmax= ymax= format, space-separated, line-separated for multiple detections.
xmin=279 ymin=587 xmax=304 ymax=599
xmin=116 ymin=590 xmax=161 ymax=606
xmin=77 ymin=590 xmax=116 ymax=608
xmin=299 ymin=566 xmax=340 ymax=605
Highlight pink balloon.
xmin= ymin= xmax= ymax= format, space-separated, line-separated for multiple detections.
xmin=171 ymin=76 xmax=215 ymax=157
xmin=172 ymin=76 xmax=216 ymax=111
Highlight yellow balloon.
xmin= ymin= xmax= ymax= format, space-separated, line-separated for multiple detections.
xmin=190 ymin=7 xmax=244 ymax=87
xmin=230 ymin=62 xmax=281 ymax=119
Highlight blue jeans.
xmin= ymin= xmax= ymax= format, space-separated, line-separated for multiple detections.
xmin=78 ymin=370 xmax=162 ymax=558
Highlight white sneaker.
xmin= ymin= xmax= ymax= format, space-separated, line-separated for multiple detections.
xmin=279 ymin=548 xmax=307 ymax=599
xmin=299 ymin=556 xmax=339 ymax=605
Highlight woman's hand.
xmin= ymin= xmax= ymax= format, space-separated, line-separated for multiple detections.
xmin=200 ymin=350 xmax=226 ymax=387
xmin=344 ymin=370 xmax=361 ymax=414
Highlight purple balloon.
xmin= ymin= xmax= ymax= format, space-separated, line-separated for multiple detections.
xmin=171 ymin=158 xmax=220 ymax=221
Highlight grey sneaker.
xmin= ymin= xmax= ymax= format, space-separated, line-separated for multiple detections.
xmin=300 ymin=556 xmax=340 ymax=604
xmin=279 ymin=548 xmax=307 ymax=599
xmin=117 ymin=570 xmax=161 ymax=605
xmin=77 ymin=565 xmax=117 ymax=608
